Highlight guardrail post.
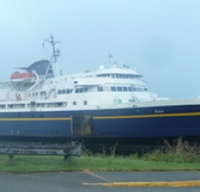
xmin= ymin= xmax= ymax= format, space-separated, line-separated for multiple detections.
xmin=9 ymin=153 xmax=14 ymax=164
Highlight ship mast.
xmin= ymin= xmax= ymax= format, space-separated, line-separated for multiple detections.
xmin=44 ymin=35 xmax=61 ymax=78
xmin=108 ymin=53 xmax=117 ymax=68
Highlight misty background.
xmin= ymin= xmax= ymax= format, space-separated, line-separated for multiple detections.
xmin=0 ymin=0 xmax=200 ymax=99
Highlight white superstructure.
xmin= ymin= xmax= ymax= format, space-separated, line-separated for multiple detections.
xmin=0 ymin=36 xmax=163 ymax=112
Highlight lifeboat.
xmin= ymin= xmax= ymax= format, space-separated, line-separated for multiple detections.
xmin=10 ymin=72 xmax=35 ymax=81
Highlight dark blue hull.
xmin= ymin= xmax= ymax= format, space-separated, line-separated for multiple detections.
xmin=0 ymin=104 xmax=200 ymax=144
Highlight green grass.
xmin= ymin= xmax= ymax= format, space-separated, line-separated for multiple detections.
xmin=0 ymin=153 xmax=200 ymax=174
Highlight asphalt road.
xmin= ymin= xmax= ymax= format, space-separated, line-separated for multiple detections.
xmin=0 ymin=171 xmax=200 ymax=192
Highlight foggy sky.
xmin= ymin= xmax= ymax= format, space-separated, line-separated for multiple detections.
xmin=0 ymin=0 xmax=200 ymax=99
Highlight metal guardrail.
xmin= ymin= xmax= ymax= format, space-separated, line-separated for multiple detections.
xmin=0 ymin=141 xmax=82 ymax=162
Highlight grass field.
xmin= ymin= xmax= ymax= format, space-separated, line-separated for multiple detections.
xmin=0 ymin=154 xmax=200 ymax=174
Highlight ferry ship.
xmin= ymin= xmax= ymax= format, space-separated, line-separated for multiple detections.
xmin=1 ymin=35 xmax=200 ymax=145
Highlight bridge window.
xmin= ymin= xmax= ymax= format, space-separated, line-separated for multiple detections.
xmin=111 ymin=86 xmax=117 ymax=91
xmin=97 ymin=86 xmax=103 ymax=92
xmin=123 ymin=87 xmax=128 ymax=91
xmin=117 ymin=87 xmax=122 ymax=92
xmin=128 ymin=87 xmax=133 ymax=92
xmin=133 ymin=87 xmax=137 ymax=92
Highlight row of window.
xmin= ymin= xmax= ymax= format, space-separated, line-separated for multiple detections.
xmin=97 ymin=74 xmax=140 ymax=79
xmin=58 ymin=86 xmax=147 ymax=95
xmin=110 ymin=86 xmax=147 ymax=92
xmin=0 ymin=102 xmax=66 ymax=110
xmin=58 ymin=89 xmax=73 ymax=94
